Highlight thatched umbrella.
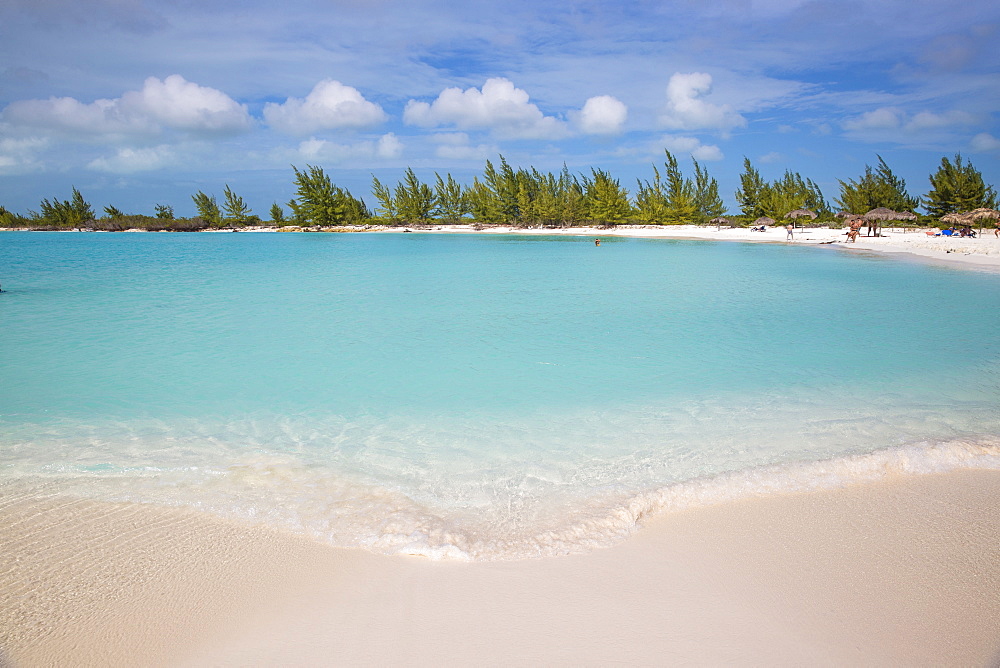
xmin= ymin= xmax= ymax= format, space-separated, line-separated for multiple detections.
xmin=965 ymin=207 xmax=1000 ymax=220
xmin=752 ymin=216 xmax=775 ymax=229
xmin=786 ymin=208 xmax=817 ymax=229
xmin=940 ymin=212 xmax=967 ymax=226
xmin=962 ymin=208 xmax=999 ymax=236
xmin=862 ymin=207 xmax=901 ymax=220
xmin=835 ymin=211 xmax=855 ymax=219
xmin=890 ymin=210 xmax=917 ymax=231
xmin=862 ymin=207 xmax=907 ymax=236
xmin=710 ymin=216 xmax=731 ymax=230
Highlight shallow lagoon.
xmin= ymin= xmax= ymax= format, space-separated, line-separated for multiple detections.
xmin=2 ymin=231 xmax=999 ymax=558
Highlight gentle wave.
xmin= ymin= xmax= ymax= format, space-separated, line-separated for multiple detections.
xmin=4 ymin=437 xmax=998 ymax=561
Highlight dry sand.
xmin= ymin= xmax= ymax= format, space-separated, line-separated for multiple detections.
xmin=2 ymin=470 xmax=999 ymax=666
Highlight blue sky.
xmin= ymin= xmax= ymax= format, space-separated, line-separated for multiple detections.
xmin=1 ymin=0 xmax=998 ymax=217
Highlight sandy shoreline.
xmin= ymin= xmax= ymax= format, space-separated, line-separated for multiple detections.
xmin=5 ymin=223 xmax=1000 ymax=271
xmin=396 ymin=223 xmax=1000 ymax=271
xmin=2 ymin=470 xmax=999 ymax=666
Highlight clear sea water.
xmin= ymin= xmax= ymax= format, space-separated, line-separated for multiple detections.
xmin=2 ymin=231 xmax=999 ymax=559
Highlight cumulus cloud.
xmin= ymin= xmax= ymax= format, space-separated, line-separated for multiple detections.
xmin=842 ymin=107 xmax=905 ymax=131
xmin=403 ymin=78 xmax=568 ymax=139
xmin=660 ymin=73 xmax=746 ymax=135
xmin=124 ymin=76 xmax=251 ymax=132
xmin=971 ymin=133 xmax=1000 ymax=152
xmin=375 ymin=132 xmax=404 ymax=159
xmin=842 ymin=107 xmax=976 ymax=133
xmin=293 ymin=132 xmax=402 ymax=162
xmin=660 ymin=135 xmax=724 ymax=161
xmin=0 ymin=136 xmax=48 ymax=173
xmin=572 ymin=95 xmax=628 ymax=135
xmin=87 ymin=145 xmax=176 ymax=173
xmin=263 ymin=79 xmax=387 ymax=135
xmin=430 ymin=133 xmax=497 ymax=160
xmin=1 ymin=75 xmax=251 ymax=138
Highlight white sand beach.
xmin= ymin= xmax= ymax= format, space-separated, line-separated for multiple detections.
xmin=2 ymin=470 xmax=999 ymax=666
xmin=368 ymin=222 xmax=1000 ymax=271
xmin=7 ymin=223 xmax=1000 ymax=271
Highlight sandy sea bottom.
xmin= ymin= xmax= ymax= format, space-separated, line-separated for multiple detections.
xmin=2 ymin=232 xmax=999 ymax=559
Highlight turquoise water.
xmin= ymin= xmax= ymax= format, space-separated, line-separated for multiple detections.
xmin=2 ymin=231 xmax=1000 ymax=559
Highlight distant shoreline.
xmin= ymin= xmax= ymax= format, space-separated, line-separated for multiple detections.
xmin=5 ymin=223 xmax=1000 ymax=271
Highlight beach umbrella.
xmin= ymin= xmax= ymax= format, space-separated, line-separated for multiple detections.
xmin=890 ymin=210 xmax=917 ymax=231
xmin=752 ymin=216 xmax=775 ymax=229
xmin=963 ymin=208 xmax=999 ymax=236
xmin=834 ymin=211 xmax=855 ymax=219
xmin=862 ymin=207 xmax=902 ymax=220
xmin=785 ymin=209 xmax=816 ymax=229
xmin=940 ymin=212 xmax=967 ymax=225
xmin=862 ymin=207 xmax=910 ymax=236
xmin=965 ymin=207 xmax=1000 ymax=220
xmin=710 ymin=216 xmax=731 ymax=230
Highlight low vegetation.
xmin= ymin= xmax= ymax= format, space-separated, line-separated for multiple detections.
xmin=2 ymin=152 xmax=995 ymax=231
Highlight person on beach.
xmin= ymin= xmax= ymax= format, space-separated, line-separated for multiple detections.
xmin=847 ymin=219 xmax=862 ymax=242
xmin=995 ymin=221 xmax=999 ymax=238
xmin=786 ymin=224 xmax=794 ymax=241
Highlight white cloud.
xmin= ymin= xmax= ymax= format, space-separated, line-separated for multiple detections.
xmin=905 ymin=110 xmax=976 ymax=131
xmin=1 ymin=75 xmax=251 ymax=138
xmin=660 ymin=135 xmax=724 ymax=161
xmin=87 ymin=145 xmax=176 ymax=173
xmin=263 ymin=79 xmax=387 ymax=135
xmin=842 ymin=107 xmax=904 ymax=131
xmin=842 ymin=107 xmax=976 ymax=133
xmin=660 ymin=73 xmax=746 ymax=135
xmin=971 ymin=133 xmax=1000 ymax=152
xmin=375 ymin=132 xmax=404 ymax=159
xmin=293 ymin=133 xmax=401 ymax=162
xmin=759 ymin=151 xmax=783 ymax=164
xmin=0 ymin=136 xmax=48 ymax=173
xmin=430 ymin=132 xmax=497 ymax=160
xmin=572 ymin=95 xmax=627 ymax=135
xmin=403 ymin=78 xmax=568 ymax=139
xmin=121 ymin=75 xmax=251 ymax=133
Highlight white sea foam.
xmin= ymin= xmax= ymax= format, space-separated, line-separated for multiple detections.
xmin=4 ymin=425 xmax=998 ymax=561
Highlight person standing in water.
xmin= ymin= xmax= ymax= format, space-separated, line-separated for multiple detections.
xmin=594 ymin=238 xmax=601 ymax=246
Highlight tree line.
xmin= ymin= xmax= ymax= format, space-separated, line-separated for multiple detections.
xmin=1 ymin=152 xmax=995 ymax=230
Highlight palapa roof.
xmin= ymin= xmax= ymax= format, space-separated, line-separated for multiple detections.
xmin=834 ymin=211 xmax=855 ymax=218
xmin=786 ymin=208 xmax=817 ymax=220
xmin=752 ymin=216 xmax=776 ymax=225
xmin=965 ymin=207 xmax=1000 ymax=221
xmin=709 ymin=216 xmax=731 ymax=224
xmin=940 ymin=212 xmax=968 ymax=224
xmin=863 ymin=207 xmax=912 ymax=221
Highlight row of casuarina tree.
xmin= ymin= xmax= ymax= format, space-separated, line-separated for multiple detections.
xmin=1 ymin=152 xmax=996 ymax=231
